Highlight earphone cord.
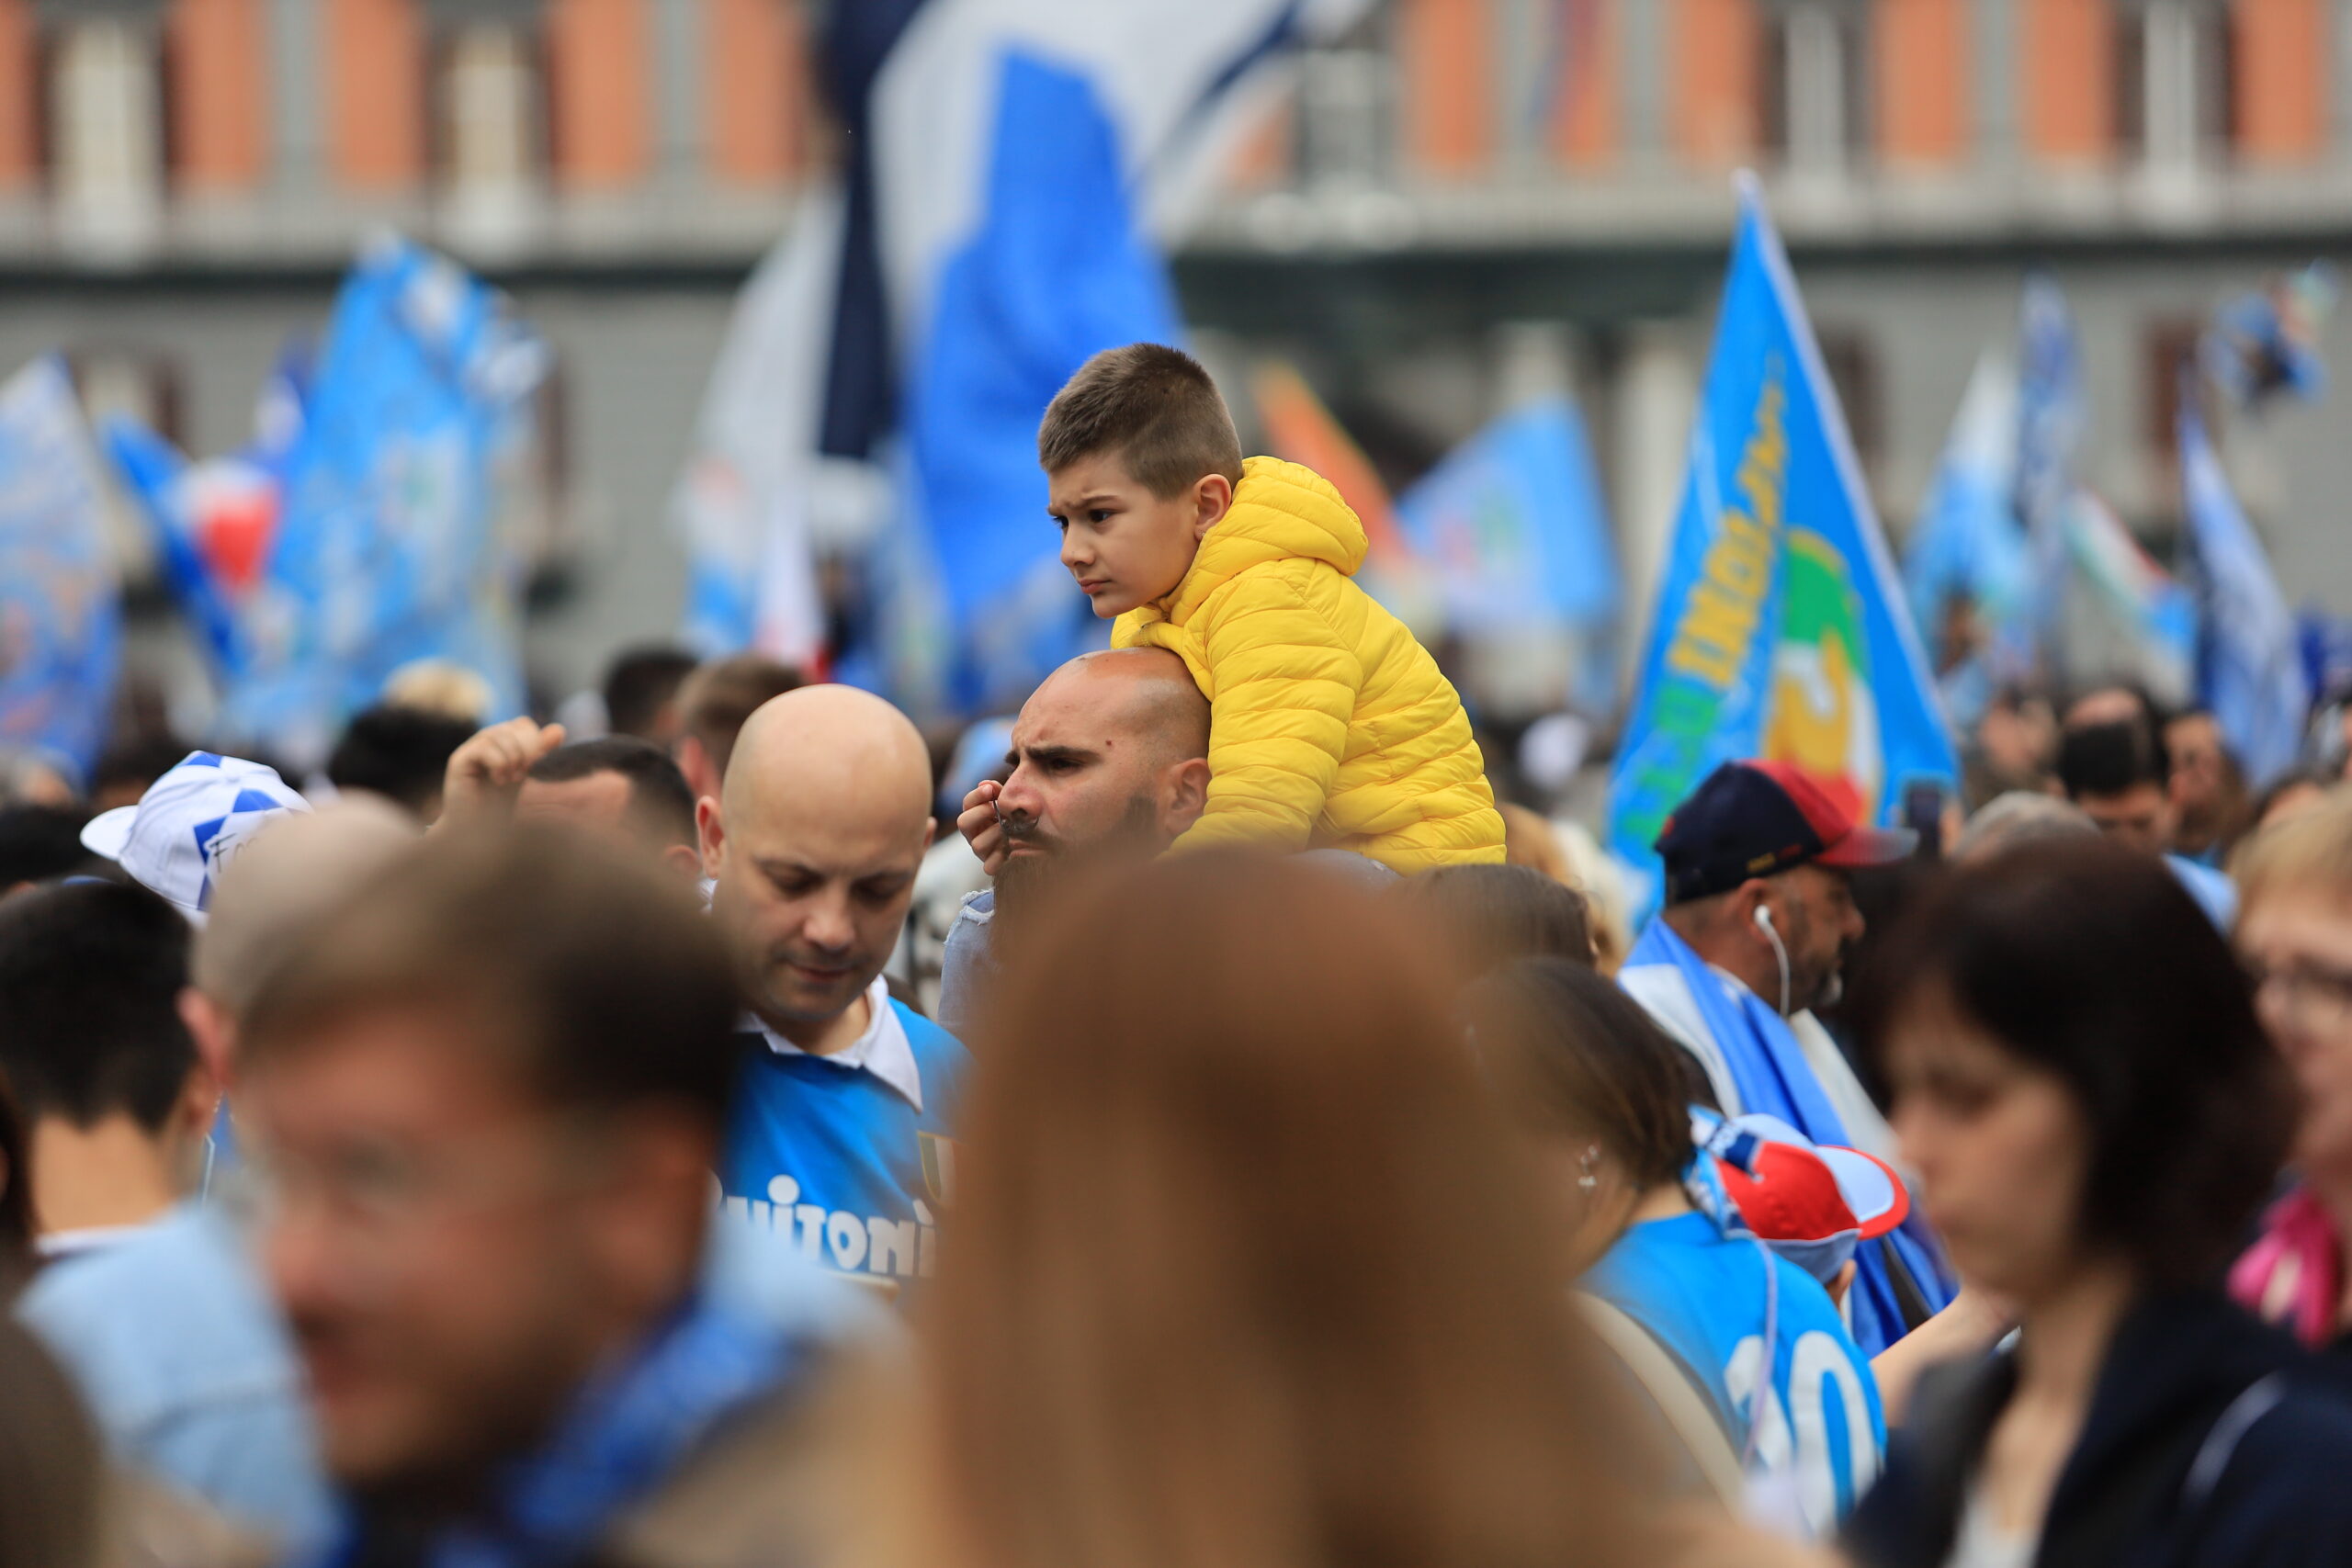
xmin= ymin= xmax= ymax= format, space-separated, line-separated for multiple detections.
xmin=1758 ymin=914 xmax=1792 ymax=1018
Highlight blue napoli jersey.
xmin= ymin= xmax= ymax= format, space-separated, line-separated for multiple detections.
xmin=1587 ymin=1212 xmax=1884 ymax=1534
xmin=718 ymin=998 xmax=969 ymax=1292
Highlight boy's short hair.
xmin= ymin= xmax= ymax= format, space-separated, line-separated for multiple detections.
xmin=0 ymin=881 xmax=196 ymax=1131
xmin=679 ymin=655 xmax=805 ymax=784
xmin=1037 ymin=344 xmax=1244 ymax=499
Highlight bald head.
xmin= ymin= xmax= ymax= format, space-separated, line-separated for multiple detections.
xmin=703 ymin=686 xmax=936 ymax=1040
xmin=189 ymin=802 xmax=420 ymax=1090
xmin=1035 ymin=649 xmax=1209 ymax=768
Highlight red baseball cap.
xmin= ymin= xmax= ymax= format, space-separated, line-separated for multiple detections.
xmin=1717 ymin=1138 xmax=1911 ymax=1247
xmin=1654 ymin=759 xmax=1916 ymax=906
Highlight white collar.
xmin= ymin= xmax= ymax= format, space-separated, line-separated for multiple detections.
xmin=746 ymin=975 xmax=924 ymax=1112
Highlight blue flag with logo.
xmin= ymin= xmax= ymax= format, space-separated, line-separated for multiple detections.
xmin=2180 ymin=400 xmax=2309 ymax=787
xmin=0 ymin=357 xmax=119 ymax=776
xmin=1903 ymin=354 xmax=2031 ymax=728
xmin=1609 ymin=179 xmax=1953 ymax=905
xmin=216 ymin=238 xmax=542 ymax=761
xmin=1395 ymin=394 xmax=1620 ymax=716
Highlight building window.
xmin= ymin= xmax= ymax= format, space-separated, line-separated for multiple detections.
xmin=427 ymin=3 xmax=549 ymax=236
xmin=1760 ymin=1 xmax=1869 ymax=176
xmin=2143 ymin=317 xmax=2203 ymax=496
xmin=40 ymin=14 xmax=166 ymax=244
xmin=2116 ymin=1 xmax=2233 ymax=170
xmin=1814 ymin=326 xmax=1882 ymax=484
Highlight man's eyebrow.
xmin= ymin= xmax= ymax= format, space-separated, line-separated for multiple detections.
xmin=1019 ymin=744 xmax=1094 ymax=768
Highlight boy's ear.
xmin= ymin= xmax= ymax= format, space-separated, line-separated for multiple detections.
xmin=1191 ymin=472 xmax=1235 ymax=540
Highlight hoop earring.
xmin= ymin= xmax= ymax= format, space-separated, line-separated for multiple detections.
xmin=1577 ymin=1145 xmax=1600 ymax=1193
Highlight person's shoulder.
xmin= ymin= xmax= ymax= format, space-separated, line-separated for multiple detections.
xmin=2188 ymin=1379 xmax=2352 ymax=1562
xmin=891 ymin=998 xmax=973 ymax=1074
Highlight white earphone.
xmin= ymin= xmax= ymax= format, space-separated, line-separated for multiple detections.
xmin=1753 ymin=903 xmax=1792 ymax=1017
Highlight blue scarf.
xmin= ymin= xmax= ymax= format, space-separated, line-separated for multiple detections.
xmin=318 ymin=1293 xmax=797 ymax=1568
xmin=1624 ymin=919 xmax=1953 ymax=1355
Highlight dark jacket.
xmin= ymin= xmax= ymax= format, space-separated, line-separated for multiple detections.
xmin=1845 ymin=1291 xmax=2352 ymax=1568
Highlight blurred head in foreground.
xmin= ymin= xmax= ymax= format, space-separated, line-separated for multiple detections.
xmin=239 ymin=829 xmax=738 ymax=1509
xmin=930 ymin=852 xmax=1648 ymax=1568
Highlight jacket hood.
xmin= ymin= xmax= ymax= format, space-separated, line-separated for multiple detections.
xmin=1153 ymin=456 xmax=1368 ymax=624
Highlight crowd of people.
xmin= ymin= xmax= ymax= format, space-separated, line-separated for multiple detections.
xmin=9 ymin=344 xmax=2352 ymax=1568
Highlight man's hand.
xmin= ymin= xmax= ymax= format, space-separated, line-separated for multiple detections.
xmin=957 ymin=779 xmax=1009 ymax=876
xmin=439 ymin=717 xmax=565 ymax=828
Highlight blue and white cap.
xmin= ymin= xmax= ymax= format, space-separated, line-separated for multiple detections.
xmin=80 ymin=751 xmax=312 ymax=923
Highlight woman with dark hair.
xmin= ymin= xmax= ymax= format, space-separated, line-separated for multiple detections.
xmin=1465 ymin=957 xmax=1884 ymax=1539
xmin=1396 ymin=862 xmax=1597 ymax=989
xmin=1846 ymin=838 xmax=2352 ymax=1568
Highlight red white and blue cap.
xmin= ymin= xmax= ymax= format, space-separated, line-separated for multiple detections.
xmin=1654 ymin=760 xmax=1915 ymax=907
xmin=80 ymin=751 xmax=312 ymax=924
xmin=1691 ymin=1110 xmax=1910 ymax=1285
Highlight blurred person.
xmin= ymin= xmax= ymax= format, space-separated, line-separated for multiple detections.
xmin=946 ymin=648 xmax=1211 ymax=1035
xmin=91 ymin=735 xmax=198 ymax=815
xmin=514 ymin=737 xmax=701 ymax=879
xmin=601 ymin=644 xmax=699 ymax=746
xmin=1396 ymin=862 xmax=1597 ymax=992
xmin=2251 ymin=767 xmax=2335 ymax=834
xmin=928 ymin=850 xmax=1691 ymax=1568
xmin=2230 ymin=795 xmax=2352 ymax=1348
xmin=1467 ymin=958 xmax=1889 ymax=1534
xmin=1949 ymin=790 xmax=2098 ymax=864
xmin=0 ymin=882 xmax=213 ymax=1253
xmin=676 ymin=653 xmax=805 ymax=804
xmin=379 ymin=660 xmax=493 ymax=728
xmin=1618 ymin=761 xmax=1948 ymax=1357
xmin=1552 ymin=816 xmax=1637 ymax=974
xmin=2169 ymin=707 xmax=2251 ymax=865
xmin=240 ymin=829 xmax=838 ymax=1565
xmin=0 ymin=802 xmax=100 ymax=896
xmin=0 ymin=1086 xmax=30 ymax=1299
xmin=326 ymin=705 xmax=478 ymax=824
xmin=77 ymin=752 xmax=311 ymax=923
xmin=1500 ymin=798 xmax=1574 ymax=880
xmin=437 ymin=715 xmax=568 ymax=827
xmin=0 ymin=1315 xmax=104 ymax=1568
xmin=1042 ymin=343 xmax=1504 ymax=871
xmin=0 ymin=746 xmax=78 ymax=807
xmin=1959 ymin=686 xmax=2057 ymax=808
xmin=1846 ymin=839 xmax=2352 ymax=1568
xmin=2057 ymin=720 xmax=2237 ymax=927
xmin=704 ymin=687 xmax=969 ymax=1290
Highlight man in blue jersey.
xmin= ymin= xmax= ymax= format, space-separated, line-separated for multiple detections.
xmin=702 ymin=685 xmax=970 ymax=1292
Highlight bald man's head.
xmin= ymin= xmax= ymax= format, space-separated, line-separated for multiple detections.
xmin=702 ymin=685 xmax=935 ymax=1041
xmin=994 ymin=649 xmax=1212 ymax=883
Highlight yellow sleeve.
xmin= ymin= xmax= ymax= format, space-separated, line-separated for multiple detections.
xmin=1170 ymin=571 xmax=1362 ymax=853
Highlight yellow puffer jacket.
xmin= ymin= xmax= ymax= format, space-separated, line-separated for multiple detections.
xmin=1112 ymin=456 xmax=1505 ymax=874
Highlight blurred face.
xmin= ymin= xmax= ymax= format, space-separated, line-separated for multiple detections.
xmin=2075 ymin=782 xmax=2174 ymax=856
xmin=704 ymin=787 xmax=927 ymax=1031
xmin=2167 ymin=715 xmax=2227 ymax=820
xmin=1049 ymin=452 xmax=1222 ymax=618
xmin=995 ymin=669 xmax=1204 ymax=864
xmin=1885 ymin=994 xmax=2090 ymax=1303
xmin=1763 ymin=863 xmax=1864 ymax=1012
xmin=2242 ymin=887 xmax=2352 ymax=1180
xmin=515 ymin=772 xmax=633 ymax=836
xmin=246 ymin=1011 xmax=643 ymax=1502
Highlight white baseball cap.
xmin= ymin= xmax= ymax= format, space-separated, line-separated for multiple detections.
xmin=80 ymin=750 xmax=312 ymax=923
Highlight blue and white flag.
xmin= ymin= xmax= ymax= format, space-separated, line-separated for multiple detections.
xmin=218 ymin=237 xmax=543 ymax=761
xmin=2016 ymin=275 xmax=2084 ymax=653
xmin=1609 ymin=179 xmax=1954 ymax=901
xmin=1903 ymin=354 xmax=2031 ymax=728
xmin=763 ymin=0 xmax=1372 ymax=716
xmin=0 ymin=357 xmax=119 ymax=776
xmin=1394 ymin=395 xmax=1620 ymax=717
xmin=2181 ymin=400 xmax=2310 ymax=787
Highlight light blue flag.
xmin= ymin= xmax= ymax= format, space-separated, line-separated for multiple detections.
xmin=1395 ymin=394 xmax=1620 ymax=716
xmin=0 ymin=357 xmax=119 ymax=776
xmin=218 ymin=238 xmax=543 ymax=761
xmin=1903 ymin=354 xmax=2031 ymax=728
xmin=2180 ymin=400 xmax=2310 ymax=787
xmin=1609 ymin=178 xmax=1955 ymax=905
xmin=2016 ymin=275 xmax=2083 ymax=653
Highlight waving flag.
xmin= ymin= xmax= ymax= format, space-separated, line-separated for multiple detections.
xmin=216 ymin=237 xmax=544 ymax=762
xmin=2180 ymin=401 xmax=2309 ymax=785
xmin=735 ymin=0 xmax=1374 ymax=716
xmin=2058 ymin=485 xmax=2195 ymax=706
xmin=1903 ymin=354 xmax=2031 ymax=728
xmin=0 ymin=357 xmax=119 ymax=774
xmin=1609 ymin=178 xmax=1953 ymax=902
xmin=1394 ymin=395 xmax=1620 ymax=716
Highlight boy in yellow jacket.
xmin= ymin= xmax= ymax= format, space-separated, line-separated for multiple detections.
xmin=1010 ymin=343 xmax=1504 ymax=874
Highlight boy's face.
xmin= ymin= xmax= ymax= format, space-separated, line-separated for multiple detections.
xmin=1049 ymin=451 xmax=1228 ymax=618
